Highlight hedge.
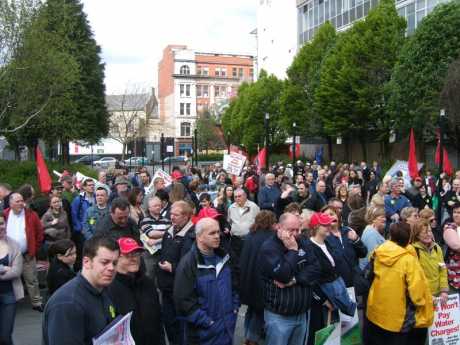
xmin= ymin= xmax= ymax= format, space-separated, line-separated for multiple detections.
xmin=0 ymin=160 xmax=97 ymax=191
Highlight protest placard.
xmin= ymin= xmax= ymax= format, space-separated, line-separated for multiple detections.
xmin=147 ymin=169 xmax=172 ymax=192
xmin=92 ymin=311 xmax=135 ymax=345
xmin=429 ymin=294 xmax=460 ymax=345
xmin=385 ymin=160 xmax=424 ymax=187
xmin=223 ymin=152 xmax=246 ymax=176
xmin=340 ymin=288 xmax=362 ymax=345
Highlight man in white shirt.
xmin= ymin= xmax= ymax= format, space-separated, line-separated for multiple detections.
xmin=4 ymin=193 xmax=44 ymax=311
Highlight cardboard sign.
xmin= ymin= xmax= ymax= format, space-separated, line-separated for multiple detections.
xmin=385 ymin=160 xmax=424 ymax=187
xmin=429 ymin=294 xmax=460 ymax=345
xmin=92 ymin=311 xmax=135 ymax=345
xmin=223 ymin=152 xmax=246 ymax=176
xmin=147 ymin=169 xmax=172 ymax=192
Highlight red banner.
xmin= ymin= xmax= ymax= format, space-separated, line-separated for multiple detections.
xmin=35 ymin=146 xmax=52 ymax=194
xmin=408 ymin=128 xmax=419 ymax=179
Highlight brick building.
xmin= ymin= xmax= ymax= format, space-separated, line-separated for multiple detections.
xmin=157 ymin=45 xmax=254 ymax=155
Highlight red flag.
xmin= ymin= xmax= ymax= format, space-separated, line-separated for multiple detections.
xmin=408 ymin=129 xmax=419 ymax=180
xmin=253 ymin=147 xmax=267 ymax=174
xmin=288 ymin=143 xmax=301 ymax=159
xmin=35 ymin=146 xmax=52 ymax=194
xmin=435 ymin=140 xmax=453 ymax=176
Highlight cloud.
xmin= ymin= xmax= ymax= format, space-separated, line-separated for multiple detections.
xmin=81 ymin=0 xmax=257 ymax=94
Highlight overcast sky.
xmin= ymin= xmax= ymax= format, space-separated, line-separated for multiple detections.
xmin=81 ymin=0 xmax=257 ymax=95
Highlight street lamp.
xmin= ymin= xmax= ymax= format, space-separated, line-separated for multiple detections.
xmin=292 ymin=122 xmax=297 ymax=176
xmin=160 ymin=133 xmax=165 ymax=171
xmin=194 ymin=128 xmax=198 ymax=167
xmin=437 ymin=109 xmax=447 ymax=232
xmin=264 ymin=113 xmax=270 ymax=170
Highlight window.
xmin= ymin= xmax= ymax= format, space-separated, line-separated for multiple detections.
xmin=238 ymin=68 xmax=244 ymax=78
xmin=202 ymin=67 xmax=209 ymax=76
xmin=215 ymin=67 xmax=227 ymax=77
xmin=186 ymin=84 xmax=190 ymax=97
xmin=180 ymin=84 xmax=191 ymax=97
xmin=197 ymin=66 xmax=202 ymax=75
xmin=214 ymin=85 xmax=226 ymax=97
xmin=186 ymin=103 xmax=191 ymax=115
xmin=180 ymin=122 xmax=191 ymax=137
xmin=232 ymin=67 xmax=237 ymax=77
xmin=180 ymin=103 xmax=185 ymax=115
xmin=196 ymin=84 xmax=209 ymax=97
xmin=250 ymin=68 xmax=254 ymax=79
xmin=180 ymin=65 xmax=190 ymax=75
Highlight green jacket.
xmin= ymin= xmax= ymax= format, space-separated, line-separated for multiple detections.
xmin=413 ymin=241 xmax=448 ymax=296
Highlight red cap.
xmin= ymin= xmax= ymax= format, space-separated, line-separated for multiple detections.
xmin=117 ymin=237 xmax=144 ymax=255
xmin=309 ymin=212 xmax=334 ymax=228
xmin=171 ymin=171 xmax=183 ymax=181
xmin=192 ymin=207 xmax=222 ymax=224
xmin=414 ymin=176 xmax=423 ymax=182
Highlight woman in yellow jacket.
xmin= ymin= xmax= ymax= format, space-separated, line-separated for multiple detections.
xmin=366 ymin=222 xmax=434 ymax=345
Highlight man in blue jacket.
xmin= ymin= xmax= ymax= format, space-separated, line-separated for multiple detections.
xmin=174 ymin=217 xmax=239 ymax=345
xmin=257 ymin=173 xmax=281 ymax=212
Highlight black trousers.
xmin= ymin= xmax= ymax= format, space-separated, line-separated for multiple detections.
xmin=366 ymin=320 xmax=408 ymax=345
xmin=161 ymin=290 xmax=181 ymax=345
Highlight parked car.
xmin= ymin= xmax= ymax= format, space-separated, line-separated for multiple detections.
xmin=93 ymin=157 xmax=117 ymax=168
xmin=74 ymin=155 xmax=101 ymax=165
xmin=124 ymin=156 xmax=149 ymax=167
xmin=162 ymin=156 xmax=188 ymax=164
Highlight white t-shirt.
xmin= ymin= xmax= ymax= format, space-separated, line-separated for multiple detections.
xmin=311 ymin=238 xmax=335 ymax=267
xmin=7 ymin=210 xmax=28 ymax=254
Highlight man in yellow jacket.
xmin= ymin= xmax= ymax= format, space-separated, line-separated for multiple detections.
xmin=366 ymin=222 xmax=434 ymax=345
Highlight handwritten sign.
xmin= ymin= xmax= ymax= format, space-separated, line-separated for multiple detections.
xmin=429 ymin=294 xmax=460 ymax=345
xmin=223 ymin=152 xmax=246 ymax=176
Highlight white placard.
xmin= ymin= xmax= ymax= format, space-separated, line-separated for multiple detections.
xmin=147 ymin=169 xmax=173 ymax=193
xmin=92 ymin=312 xmax=135 ymax=345
xmin=429 ymin=294 xmax=460 ymax=345
xmin=385 ymin=160 xmax=424 ymax=187
xmin=223 ymin=152 xmax=246 ymax=176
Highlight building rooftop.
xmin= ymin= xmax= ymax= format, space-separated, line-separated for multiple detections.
xmin=105 ymin=94 xmax=150 ymax=112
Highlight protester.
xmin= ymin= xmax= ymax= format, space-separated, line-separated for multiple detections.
xmin=82 ymin=186 xmax=109 ymax=240
xmin=400 ymin=207 xmax=420 ymax=228
xmin=109 ymin=176 xmax=130 ymax=203
xmin=443 ymin=203 xmax=460 ymax=290
xmin=60 ymin=175 xmax=77 ymax=204
xmin=258 ymin=173 xmax=281 ymax=212
xmin=139 ymin=196 xmax=171 ymax=279
xmin=305 ymin=180 xmax=328 ymax=211
xmin=366 ymin=222 xmax=433 ymax=345
xmin=359 ymin=207 xmax=386 ymax=269
xmin=158 ymin=200 xmax=195 ymax=345
xmin=46 ymin=239 xmax=76 ymax=296
xmin=41 ymin=196 xmax=71 ymax=247
xmin=4 ymin=193 xmax=44 ymax=311
xmin=42 ymin=235 xmax=119 ymax=345
xmin=128 ymin=187 xmax=144 ymax=225
xmin=0 ymin=212 xmax=24 ymax=345
xmin=156 ymin=189 xmax=172 ymax=219
xmin=94 ymin=197 xmax=139 ymax=240
xmin=240 ymin=211 xmax=277 ymax=345
xmin=107 ymin=237 xmax=164 ymax=345
xmin=384 ymin=179 xmax=412 ymax=223
xmin=0 ymin=183 xmax=12 ymax=213
xmin=259 ymin=213 xmax=320 ymax=345
xmin=174 ymin=218 xmax=239 ymax=345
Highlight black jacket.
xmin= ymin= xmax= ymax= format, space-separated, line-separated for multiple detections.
xmin=107 ymin=270 xmax=164 ymax=345
xmin=94 ymin=214 xmax=139 ymax=240
xmin=304 ymin=192 xmax=327 ymax=212
xmin=47 ymin=258 xmax=76 ymax=296
xmin=42 ymin=274 xmax=116 ymax=345
xmin=239 ymin=229 xmax=273 ymax=311
xmin=300 ymin=238 xmax=339 ymax=284
xmin=157 ymin=221 xmax=195 ymax=291
xmin=259 ymin=234 xmax=322 ymax=315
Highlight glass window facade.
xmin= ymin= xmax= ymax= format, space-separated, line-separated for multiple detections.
xmin=298 ymin=0 xmax=450 ymax=45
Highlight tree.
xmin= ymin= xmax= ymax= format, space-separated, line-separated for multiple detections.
xmin=221 ymin=70 xmax=286 ymax=155
xmin=389 ymin=0 xmax=460 ymax=145
xmin=280 ymin=22 xmax=337 ymax=138
xmin=315 ymin=0 xmax=406 ymax=160
xmin=107 ymin=88 xmax=150 ymax=160
xmin=440 ymin=56 xmax=460 ymax=151
xmin=195 ymin=111 xmax=224 ymax=153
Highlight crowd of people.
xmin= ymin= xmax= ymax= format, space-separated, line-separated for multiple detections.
xmin=0 ymin=159 xmax=459 ymax=345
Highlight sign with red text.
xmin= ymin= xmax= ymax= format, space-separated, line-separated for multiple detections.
xmin=223 ymin=152 xmax=246 ymax=176
xmin=429 ymin=294 xmax=460 ymax=345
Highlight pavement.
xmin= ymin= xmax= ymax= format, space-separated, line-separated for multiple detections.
xmin=13 ymin=297 xmax=247 ymax=345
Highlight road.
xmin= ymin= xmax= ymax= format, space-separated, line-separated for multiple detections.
xmin=13 ymin=298 xmax=247 ymax=345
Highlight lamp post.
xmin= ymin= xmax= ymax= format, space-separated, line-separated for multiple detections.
xmin=160 ymin=133 xmax=165 ymax=171
xmin=194 ymin=128 xmax=198 ymax=167
xmin=264 ymin=113 xmax=270 ymax=170
xmin=437 ymin=109 xmax=446 ymax=232
xmin=292 ymin=122 xmax=297 ymax=176
xmin=227 ymin=131 xmax=230 ymax=154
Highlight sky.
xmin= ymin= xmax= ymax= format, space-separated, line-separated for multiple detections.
xmin=81 ymin=0 xmax=258 ymax=95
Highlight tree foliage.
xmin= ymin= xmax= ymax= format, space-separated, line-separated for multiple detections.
xmin=221 ymin=70 xmax=285 ymax=155
xmin=315 ymin=0 xmax=406 ymax=159
xmin=389 ymin=0 xmax=460 ymax=142
xmin=196 ymin=111 xmax=224 ymax=153
xmin=280 ymin=22 xmax=337 ymax=137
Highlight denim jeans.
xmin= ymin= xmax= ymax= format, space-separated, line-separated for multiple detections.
xmin=0 ymin=292 xmax=17 ymax=345
xmin=244 ymin=307 xmax=264 ymax=343
xmin=264 ymin=309 xmax=310 ymax=345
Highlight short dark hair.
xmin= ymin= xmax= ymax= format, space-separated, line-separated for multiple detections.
xmin=390 ymin=222 xmax=411 ymax=247
xmin=128 ymin=187 xmax=143 ymax=206
xmin=199 ymin=193 xmax=211 ymax=202
xmin=155 ymin=189 xmax=169 ymax=203
xmin=110 ymin=197 xmax=130 ymax=213
xmin=48 ymin=239 xmax=75 ymax=258
xmin=17 ymin=184 xmax=34 ymax=201
xmin=83 ymin=234 xmax=119 ymax=260
xmin=96 ymin=186 xmax=108 ymax=194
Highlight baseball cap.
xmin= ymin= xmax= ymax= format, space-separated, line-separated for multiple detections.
xmin=309 ymin=212 xmax=334 ymax=228
xmin=114 ymin=176 xmax=129 ymax=185
xmin=117 ymin=237 xmax=144 ymax=255
xmin=171 ymin=170 xmax=183 ymax=181
xmin=192 ymin=207 xmax=222 ymax=224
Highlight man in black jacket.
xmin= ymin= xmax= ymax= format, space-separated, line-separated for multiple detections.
xmin=158 ymin=200 xmax=195 ymax=345
xmin=42 ymin=235 xmax=119 ymax=345
xmin=107 ymin=237 xmax=164 ymax=345
xmin=259 ymin=213 xmax=321 ymax=345
xmin=305 ymin=181 xmax=328 ymax=212
xmin=94 ymin=197 xmax=139 ymax=240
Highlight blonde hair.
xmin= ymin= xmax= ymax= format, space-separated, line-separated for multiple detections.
xmin=365 ymin=206 xmax=385 ymax=224
xmin=411 ymin=220 xmax=431 ymax=243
